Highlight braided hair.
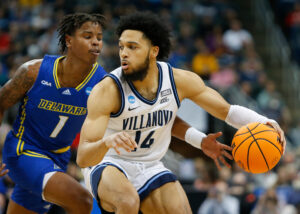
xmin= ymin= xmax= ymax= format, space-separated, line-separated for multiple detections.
xmin=58 ymin=13 xmax=106 ymax=53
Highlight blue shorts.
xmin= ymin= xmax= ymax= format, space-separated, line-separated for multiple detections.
xmin=3 ymin=132 xmax=68 ymax=213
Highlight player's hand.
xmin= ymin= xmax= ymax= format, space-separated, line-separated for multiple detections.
xmin=266 ymin=121 xmax=286 ymax=154
xmin=201 ymin=132 xmax=233 ymax=170
xmin=0 ymin=163 xmax=9 ymax=177
xmin=104 ymin=132 xmax=137 ymax=155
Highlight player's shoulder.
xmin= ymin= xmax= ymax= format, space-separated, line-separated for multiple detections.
xmin=172 ymin=67 xmax=200 ymax=82
xmin=91 ymin=75 xmax=120 ymax=98
xmin=17 ymin=59 xmax=43 ymax=82
xmin=87 ymin=75 xmax=121 ymax=114
xmin=22 ymin=59 xmax=43 ymax=72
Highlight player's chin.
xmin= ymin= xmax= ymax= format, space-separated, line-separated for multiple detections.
xmin=88 ymin=56 xmax=98 ymax=64
xmin=122 ymin=67 xmax=132 ymax=74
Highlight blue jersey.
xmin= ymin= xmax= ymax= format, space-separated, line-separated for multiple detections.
xmin=12 ymin=55 xmax=106 ymax=153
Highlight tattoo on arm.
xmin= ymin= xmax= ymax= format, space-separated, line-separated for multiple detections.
xmin=0 ymin=60 xmax=40 ymax=112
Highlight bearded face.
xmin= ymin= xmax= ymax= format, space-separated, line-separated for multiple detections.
xmin=122 ymin=53 xmax=150 ymax=82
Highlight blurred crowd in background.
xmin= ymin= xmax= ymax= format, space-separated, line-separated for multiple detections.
xmin=270 ymin=0 xmax=300 ymax=65
xmin=0 ymin=0 xmax=300 ymax=213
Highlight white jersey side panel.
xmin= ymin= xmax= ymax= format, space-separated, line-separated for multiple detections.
xmin=105 ymin=61 xmax=180 ymax=162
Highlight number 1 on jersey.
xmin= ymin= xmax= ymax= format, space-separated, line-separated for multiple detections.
xmin=50 ymin=115 xmax=69 ymax=138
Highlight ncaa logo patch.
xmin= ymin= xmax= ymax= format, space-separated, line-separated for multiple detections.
xmin=128 ymin=95 xmax=135 ymax=104
xmin=85 ymin=87 xmax=92 ymax=95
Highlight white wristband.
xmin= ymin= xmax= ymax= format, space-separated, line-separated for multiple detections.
xmin=185 ymin=127 xmax=207 ymax=150
xmin=225 ymin=105 xmax=277 ymax=129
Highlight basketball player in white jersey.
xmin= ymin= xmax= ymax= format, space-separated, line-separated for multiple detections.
xmin=77 ymin=12 xmax=286 ymax=214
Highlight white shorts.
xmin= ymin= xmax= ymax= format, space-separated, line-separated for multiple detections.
xmin=82 ymin=156 xmax=177 ymax=201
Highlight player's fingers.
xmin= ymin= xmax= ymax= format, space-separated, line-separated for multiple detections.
xmin=115 ymin=137 xmax=132 ymax=152
xmin=128 ymin=135 xmax=137 ymax=148
xmin=0 ymin=164 xmax=8 ymax=177
xmin=219 ymin=156 xmax=231 ymax=168
xmin=282 ymin=138 xmax=286 ymax=154
xmin=220 ymin=144 xmax=233 ymax=151
xmin=213 ymin=158 xmax=221 ymax=170
xmin=271 ymin=124 xmax=286 ymax=154
xmin=122 ymin=132 xmax=137 ymax=148
xmin=222 ymin=150 xmax=233 ymax=160
xmin=114 ymin=147 xmax=121 ymax=155
xmin=267 ymin=122 xmax=286 ymax=153
xmin=210 ymin=132 xmax=222 ymax=139
xmin=0 ymin=163 xmax=5 ymax=170
xmin=118 ymin=134 xmax=135 ymax=151
xmin=0 ymin=169 xmax=8 ymax=177
xmin=267 ymin=122 xmax=285 ymax=142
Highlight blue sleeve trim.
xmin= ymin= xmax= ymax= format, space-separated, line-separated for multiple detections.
xmin=167 ymin=63 xmax=180 ymax=108
xmin=106 ymin=74 xmax=125 ymax=117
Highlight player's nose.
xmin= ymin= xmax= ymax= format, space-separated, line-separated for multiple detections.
xmin=120 ymin=48 xmax=128 ymax=58
xmin=91 ymin=37 xmax=100 ymax=46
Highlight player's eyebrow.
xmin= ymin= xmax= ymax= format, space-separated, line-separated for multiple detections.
xmin=82 ymin=30 xmax=102 ymax=35
xmin=119 ymin=40 xmax=139 ymax=45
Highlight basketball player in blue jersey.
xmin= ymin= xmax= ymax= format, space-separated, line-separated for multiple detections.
xmin=77 ymin=12 xmax=286 ymax=214
xmin=0 ymin=13 xmax=107 ymax=213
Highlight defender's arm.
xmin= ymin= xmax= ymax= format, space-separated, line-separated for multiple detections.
xmin=0 ymin=59 xmax=41 ymax=124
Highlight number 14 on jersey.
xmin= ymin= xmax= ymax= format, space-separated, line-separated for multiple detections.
xmin=132 ymin=130 xmax=155 ymax=151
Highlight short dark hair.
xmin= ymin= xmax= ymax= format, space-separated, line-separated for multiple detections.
xmin=116 ymin=12 xmax=171 ymax=60
xmin=58 ymin=13 xmax=106 ymax=53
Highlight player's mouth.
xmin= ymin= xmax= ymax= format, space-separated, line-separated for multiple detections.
xmin=89 ymin=49 xmax=100 ymax=56
xmin=121 ymin=60 xmax=129 ymax=70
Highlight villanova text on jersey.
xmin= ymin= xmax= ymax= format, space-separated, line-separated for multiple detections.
xmin=122 ymin=110 xmax=174 ymax=131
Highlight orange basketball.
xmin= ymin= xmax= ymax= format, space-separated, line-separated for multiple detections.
xmin=231 ymin=122 xmax=283 ymax=174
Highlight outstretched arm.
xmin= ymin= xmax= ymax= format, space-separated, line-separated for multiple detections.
xmin=173 ymin=68 xmax=286 ymax=154
xmin=172 ymin=116 xmax=232 ymax=169
xmin=76 ymin=77 xmax=137 ymax=168
xmin=0 ymin=59 xmax=41 ymax=176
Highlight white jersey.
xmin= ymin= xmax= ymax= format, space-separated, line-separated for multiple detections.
xmin=105 ymin=61 xmax=180 ymax=162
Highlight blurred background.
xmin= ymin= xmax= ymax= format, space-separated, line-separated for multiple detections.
xmin=1 ymin=0 xmax=300 ymax=213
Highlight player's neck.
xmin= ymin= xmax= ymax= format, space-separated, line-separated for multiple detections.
xmin=132 ymin=61 xmax=159 ymax=100
xmin=57 ymin=56 xmax=94 ymax=88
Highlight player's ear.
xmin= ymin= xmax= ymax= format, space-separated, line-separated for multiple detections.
xmin=65 ymin=34 xmax=72 ymax=48
xmin=151 ymin=46 xmax=159 ymax=58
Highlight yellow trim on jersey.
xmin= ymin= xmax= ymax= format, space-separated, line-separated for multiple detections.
xmin=22 ymin=150 xmax=51 ymax=159
xmin=16 ymin=128 xmax=24 ymax=155
xmin=53 ymin=56 xmax=97 ymax=91
xmin=16 ymin=97 xmax=28 ymax=155
xmin=20 ymin=141 xmax=25 ymax=154
xmin=53 ymin=56 xmax=65 ymax=89
xmin=51 ymin=146 xmax=70 ymax=153
xmin=75 ymin=63 xmax=98 ymax=91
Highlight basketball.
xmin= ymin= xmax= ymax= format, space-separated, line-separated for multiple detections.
xmin=231 ymin=122 xmax=283 ymax=174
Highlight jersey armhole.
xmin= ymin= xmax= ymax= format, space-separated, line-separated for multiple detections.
xmin=106 ymin=74 xmax=125 ymax=117
xmin=27 ymin=55 xmax=57 ymax=95
xmin=26 ymin=59 xmax=47 ymax=95
xmin=167 ymin=63 xmax=180 ymax=108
